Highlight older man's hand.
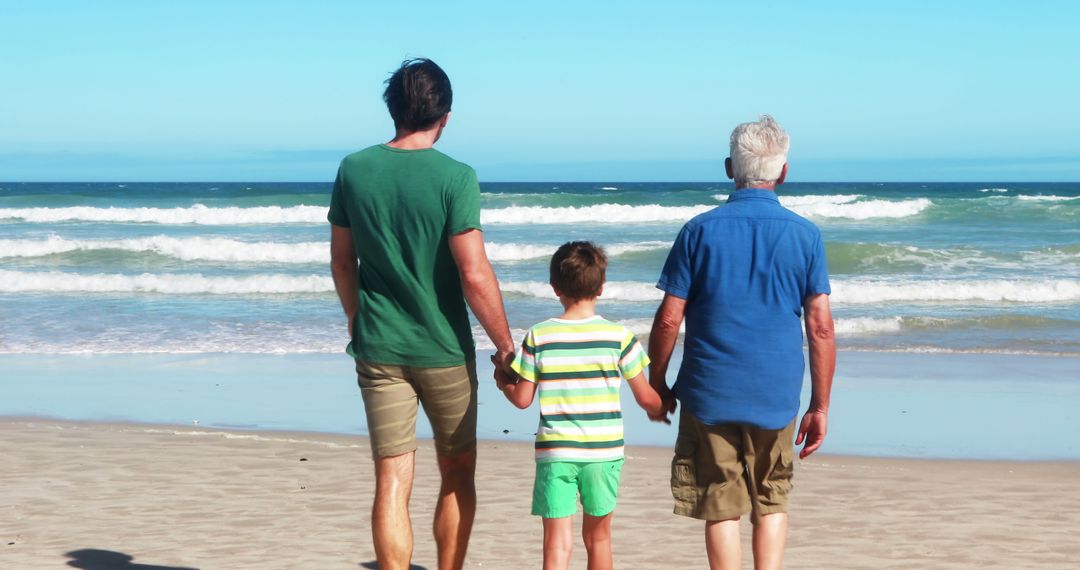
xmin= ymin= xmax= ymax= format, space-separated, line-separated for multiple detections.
xmin=647 ymin=382 xmax=677 ymax=425
xmin=796 ymin=410 xmax=828 ymax=459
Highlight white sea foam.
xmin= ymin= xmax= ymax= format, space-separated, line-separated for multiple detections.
xmin=485 ymin=241 xmax=669 ymax=262
xmin=979 ymin=188 xmax=1009 ymax=193
xmin=0 ymin=270 xmax=334 ymax=294
xmin=789 ymin=198 xmax=933 ymax=220
xmin=833 ymin=316 xmax=903 ymax=335
xmin=1015 ymin=195 xmax=1078 ymax=202
xmin=0 ymin=237 xmax=672 ymax=264
xmin=832 ymin=279 xmax=1080 ymax=304
xmin=712 ymin=194 xmax=862 ymax=207
xmin=781 ymin=194 xmax=863 ymax=207
xmin=481 ymin=204 xmax=714 ymax=224
xmin=0 ymin=272 xmax=667 ymax=300
xmin=0 ymin=204 xmax=328 ymax=225
xmin=2 ymin=197 xmax=937 ymax=228
xmin=0 ymin=235 xmax=327 ymax=263
xmin=710 ymin=193 xmax=930 ymax=220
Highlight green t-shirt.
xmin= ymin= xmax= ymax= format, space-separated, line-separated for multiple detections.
xmin=327 ymin=144 xmax=482 ymax=367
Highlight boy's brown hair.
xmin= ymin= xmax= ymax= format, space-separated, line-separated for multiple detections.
xmin=549 ymin=241 xmax=607 ymax=300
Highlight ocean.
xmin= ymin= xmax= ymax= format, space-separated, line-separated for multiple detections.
xmin=1 ymin=181 xmax=1078 ymax=357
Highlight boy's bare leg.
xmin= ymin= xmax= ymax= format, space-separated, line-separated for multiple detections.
xmin=373 ymin=451 xmax=416 ymax=570
xmin=434 ymin=449 xmax=477 ymax=570
xmin=705 ymin=518 xmax=741 ymax=570
xmin=751 ymin=513 xmax=788 ymax=570
xmin=582 ymin=513 xmax=614 ymax=570
xmin=542 ymin=516 xmax=574 ymax=570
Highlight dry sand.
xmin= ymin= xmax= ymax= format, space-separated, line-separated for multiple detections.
xmin=2 ymin=418 xmax=1078 ymax=569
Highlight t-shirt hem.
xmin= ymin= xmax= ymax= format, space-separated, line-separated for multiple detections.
xmin=327 ymin=213 xmax=350 ymax=227
xmin=656 ymin=280 xmax=689 ymax=299
xmin=448 ymin=222 xmax=482 ymax=235
xmin=535 ymin=454 xmax=624 ymax=464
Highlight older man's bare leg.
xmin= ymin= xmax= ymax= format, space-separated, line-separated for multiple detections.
xmin=373 ymin=451 xmax=416 ymax=570
xmin=752 ymin=512 xmax=788 ymax=570
xmin=434 ymin=449 xmax=477 ymax=570
xmin=705 ymin=518 xmax=741 ymax=570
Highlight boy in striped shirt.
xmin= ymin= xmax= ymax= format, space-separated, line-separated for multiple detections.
xmin=499 ymin=241 xmax=664 ymax=570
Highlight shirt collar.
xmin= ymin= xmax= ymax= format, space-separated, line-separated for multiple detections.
xmin=726 ymin=188 xmax=780 ymax=203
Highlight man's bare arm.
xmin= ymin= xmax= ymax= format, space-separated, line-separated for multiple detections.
xmin=797 ymin=293 xmax=836 ymax=459
xmin=330 ymin=224 xmax=359 ymax=333
xmin=646 ymin=293 xmax=686 ymax=423
xmin=448 ymin=229 xmax=515 ymax=369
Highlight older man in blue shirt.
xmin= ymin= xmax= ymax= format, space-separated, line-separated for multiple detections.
xmin=648 ymin=116 xmax=836 ymax=570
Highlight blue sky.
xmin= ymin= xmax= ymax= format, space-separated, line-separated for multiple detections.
xmin=2 ymin=0 xmax=1078 ymax=182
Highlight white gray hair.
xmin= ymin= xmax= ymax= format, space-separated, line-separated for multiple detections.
xmin=729 ymin=115 xmax=790 ymax=186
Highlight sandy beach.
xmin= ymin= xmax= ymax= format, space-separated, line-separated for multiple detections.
xmin=3 ymin=419 xmax=1078 ymax=569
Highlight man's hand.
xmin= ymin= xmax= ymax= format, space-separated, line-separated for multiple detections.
xmin=796 ymin=410 xmax=828 ymax=459
xmin=647 ymin=381 xmax=677 ymax=425
xmin=490 ymin=350 xmax=515 ymax=387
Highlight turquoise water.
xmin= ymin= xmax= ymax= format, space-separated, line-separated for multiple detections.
xmin=2 ymin=351 xmax=1077 ymax=460
xmin=2 ymin=181 xmax=1078 ymax=459
xmin=1 ymin=181 xmax=1078 ymax=356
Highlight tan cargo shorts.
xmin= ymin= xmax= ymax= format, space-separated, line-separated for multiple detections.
xmin=355 ymin=359 xmax=478 ymax=459
xmin=671 ymin=407 xmax=795 ymax=523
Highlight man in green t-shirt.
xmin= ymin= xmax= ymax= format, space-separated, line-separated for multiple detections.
xmin=328 ymin=58 xmax=515 ymax=570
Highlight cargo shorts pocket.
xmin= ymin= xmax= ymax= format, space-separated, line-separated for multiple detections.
xmin=671 ymin=444 xmax=700 ymax=507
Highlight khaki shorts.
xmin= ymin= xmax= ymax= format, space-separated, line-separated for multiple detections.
xmin=356 ymin=359 xmax=478 ymax=459
xmin=671 ymin=408 xmax=795 ymax=523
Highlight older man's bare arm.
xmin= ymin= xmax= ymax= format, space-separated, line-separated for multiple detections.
xmin=646 ymin=293 xmax=686 ymax=424
xmin=798 ymin=293 xmax=835 ymax=459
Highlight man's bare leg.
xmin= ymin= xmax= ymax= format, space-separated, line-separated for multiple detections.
xmin=373 ymin=451 xmax=416 ymax=570
xmin=705 ymin=518 xmax=741 ymax=570
xmin=751 ymin=512 xmax=788 ymax=570
xmin=582 ymin=513 xmax=613 ymax=570
xmin=542 ymin=516 xmax=573 ymax=570
xmin=434 ymin=449 xmax=476 ymax=570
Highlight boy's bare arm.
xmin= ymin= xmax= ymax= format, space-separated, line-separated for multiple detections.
xmin=500 ymin=375 xmax=537 ymax=409
xmin=626 ymin=372 xmax=663 ymax=416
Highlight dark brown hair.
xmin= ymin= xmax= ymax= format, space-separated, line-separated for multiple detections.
xmin=549 ymin=241 xmax=607 ymax=300
xmin=383 ymin=58 xmax=453 ymax=132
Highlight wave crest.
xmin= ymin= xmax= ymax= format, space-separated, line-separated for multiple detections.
xmin=0 ymin=204 xmax=328 ymax=225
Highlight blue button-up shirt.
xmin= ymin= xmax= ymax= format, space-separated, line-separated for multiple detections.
xmin=657 ymin=188 xmax=831 ymax=429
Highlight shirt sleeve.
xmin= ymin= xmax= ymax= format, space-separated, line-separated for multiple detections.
xmin=510 ymin=329 xmax=538 ymax=383
xmin=805 ymin=231 xmax=831 ymax=296
xmin=327 ymin=164 xmax=351 ymax=228
xmin=618 ymin=329 xmax=650 ymax=380
xmin=656 ymin=224 xmax=694 ymax=299
xmin=446 ymin=167 xmax=482 ymax=235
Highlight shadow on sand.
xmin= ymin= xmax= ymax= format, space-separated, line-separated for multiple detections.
xmin=65 ymin=549 xmax=198 ymax=570
xmin=359 ymin=562 xmax=428 ymax=570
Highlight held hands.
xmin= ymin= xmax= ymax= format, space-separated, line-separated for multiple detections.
xmin=490 ymin=349 xmax=516 ymax=390
xmin=648 ymin=382 xmax=677 ymax=425
xmin=796 ymin=409 xmax=828 ymax=459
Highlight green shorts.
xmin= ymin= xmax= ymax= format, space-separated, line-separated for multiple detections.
xmin=532 ymin=459 xmax=624 ymax=519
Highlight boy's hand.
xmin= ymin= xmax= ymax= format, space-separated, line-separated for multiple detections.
xmin=491 ymin=351 xmax=517 ymax=387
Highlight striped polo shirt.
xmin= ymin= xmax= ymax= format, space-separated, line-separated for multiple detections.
xmin=510 ymin=315 xmax=650 ymax=463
